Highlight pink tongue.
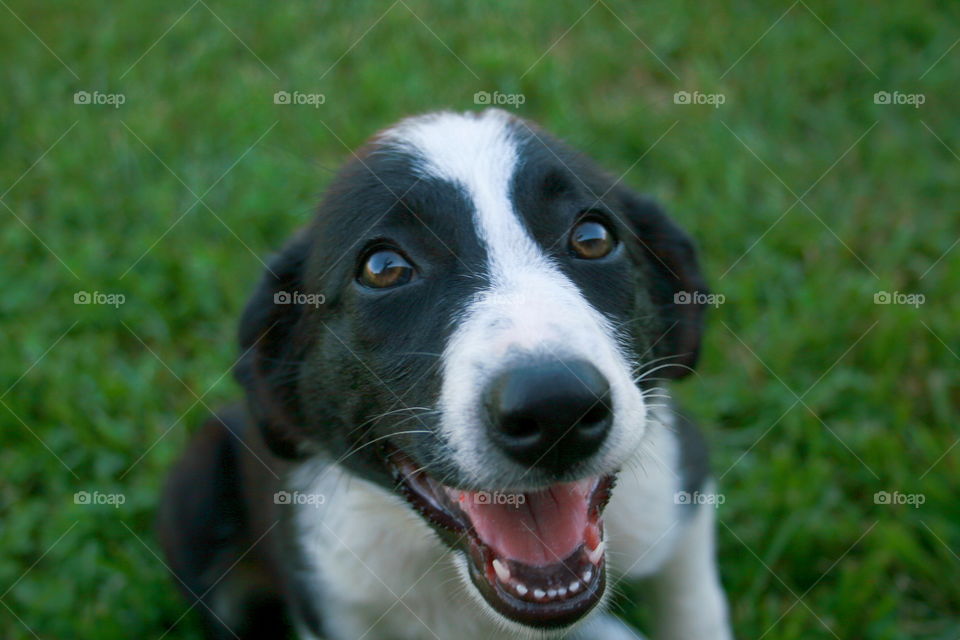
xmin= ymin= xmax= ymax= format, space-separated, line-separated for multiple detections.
xmin=456 ymin=479 xmax=594 ymax=567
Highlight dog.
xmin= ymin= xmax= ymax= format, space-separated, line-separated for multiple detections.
xmin=158 ymin=109 xmax=732 ymax=640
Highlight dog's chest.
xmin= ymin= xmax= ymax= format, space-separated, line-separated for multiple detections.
xmin=290 ymin=467 xmax=493 ymax=639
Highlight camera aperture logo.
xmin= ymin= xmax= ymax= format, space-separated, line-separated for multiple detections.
xmin=74 ymin=491 xmax=126 ymax=508
xmin=74 ymin=90 xmax=126 ymax=109
xmin=674 ymin=290 xmax=725 ymax=308
xmin=274 ymin=290 xmax=326 ymax=308
xmin=874 ymin=291 xmax=924 ymax=308
xmin=674 ymin=490 xmax=725 ymax=507
xmin=873 ymin=91 xmax=924 ymax=108
xmin=474 ymin=91 xmax=525 ymax=109
xmin=461 ymin=491 xmax=526 ymax=508
xmin=74 ymin=291 xmax=125 ymax=308
xmin=674 ymin=90 xmax=725 ymax=108
xmin=273 ymin=91 xmax=326 ymax=108
xmin=274 ymin=491 xmax=326 ymax=507
xmin=874 ymin=490 xmax=924 ymax=508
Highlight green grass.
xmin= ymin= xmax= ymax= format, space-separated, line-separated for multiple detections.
xmin=1 ymin=1 xmax=958 ymax=638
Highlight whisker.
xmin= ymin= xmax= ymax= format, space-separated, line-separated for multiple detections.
xmin=633 ymin=361 xmax=696 ymax=381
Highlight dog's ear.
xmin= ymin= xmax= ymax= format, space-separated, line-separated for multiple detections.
xmin=235 ymin=232 xmax=314 ymax=459
xmin=611 ymin=186 xmax=708 ymax=379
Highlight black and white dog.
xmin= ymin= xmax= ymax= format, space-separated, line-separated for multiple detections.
xmin=159 ymin=109 xmax=732 ymax=640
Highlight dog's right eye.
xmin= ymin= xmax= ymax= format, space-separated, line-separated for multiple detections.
xmin=359 ymin=249 xmax=415 ymax=289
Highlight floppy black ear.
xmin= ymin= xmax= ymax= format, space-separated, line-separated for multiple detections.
xmin=234 ymin=232 xmax=315 ymax=459
xmin=612 ymin=187 xmax=708 ymax=379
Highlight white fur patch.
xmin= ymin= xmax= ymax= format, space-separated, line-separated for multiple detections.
xmin=645 ymin=480 xmax=733 ymax=640
xmin=382 ymin=109 xmax=647 ymax=488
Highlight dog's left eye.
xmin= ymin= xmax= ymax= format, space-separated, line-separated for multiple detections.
xmin=570 ymin=219 xmax=616 ymax=259
xmin=359 ymin=249 xmax=415 ymax=289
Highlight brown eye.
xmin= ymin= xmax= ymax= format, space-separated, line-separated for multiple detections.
xmin=359 ymin=249 xmax=415 ymax=288
xmin=570 ymin=219 xmax=615 ymax=259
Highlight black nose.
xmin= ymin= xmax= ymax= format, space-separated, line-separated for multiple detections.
xmin=485 ymin=360 xmax=613 ymax=473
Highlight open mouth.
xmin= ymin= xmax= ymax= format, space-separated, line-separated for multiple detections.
xmin=386 ymin=447 xmax=615 ymax=628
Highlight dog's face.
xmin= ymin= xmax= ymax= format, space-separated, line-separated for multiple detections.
xmin=237 ymin=110 xmax=706 ymax=629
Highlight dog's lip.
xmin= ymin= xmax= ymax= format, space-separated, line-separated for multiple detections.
xmin=385 ymin=446 xmax=614 ymax=628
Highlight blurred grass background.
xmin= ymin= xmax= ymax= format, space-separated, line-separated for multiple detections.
xmin=1 ymin=1 xmax=958 ymax=638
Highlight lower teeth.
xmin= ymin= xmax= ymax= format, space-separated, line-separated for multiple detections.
xmin=503 ymin=576 xmax=588 ymax=601
xmin=489 ymin=541 xmax=603 ymax=602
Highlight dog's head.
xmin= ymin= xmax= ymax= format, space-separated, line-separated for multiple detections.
xmin=236 ymin=109 xmax=706 ymax=629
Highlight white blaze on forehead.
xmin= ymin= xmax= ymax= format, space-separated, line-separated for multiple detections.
xmin=382 ymin=111 xmax=610 ymax=351
xmin=381 ymin=109 xmax=545 ymax=279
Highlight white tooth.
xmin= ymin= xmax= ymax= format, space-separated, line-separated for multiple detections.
xmin=582 ymin=568 xmax=593 ymax=583
xmin=547 ymin=589 xmax=557 ymax=598
xmin=515 ymin=583 xmax=528 ymax=596
xmin=587 ymin=540 xmax=605 ymax=565
xmin=568 ymin=580 xmax=581 ymax=593
xmin=492 ymin=559 xmax=510 ymax=583
xmin=533 ymin=589 xmax=546 ymax=599
xmin=557 ymin=587 xmax=567 ymax=597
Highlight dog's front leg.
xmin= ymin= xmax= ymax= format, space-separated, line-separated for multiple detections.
xmin=646 ymin=493 xmax=733 ymax=640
